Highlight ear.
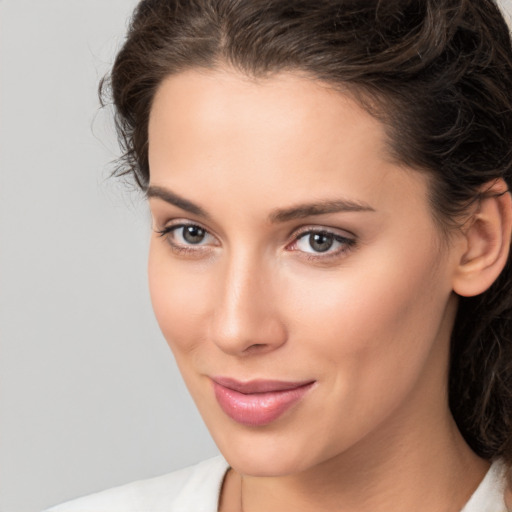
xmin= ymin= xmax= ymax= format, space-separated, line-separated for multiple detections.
xmin=452 ymin=179 xmax=512 ymax=298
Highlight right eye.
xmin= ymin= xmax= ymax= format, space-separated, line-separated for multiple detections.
xmin=173 ymin=225 xmax=209 ymax=245
xmin=156 ymin=223 xmax=218 ymax=251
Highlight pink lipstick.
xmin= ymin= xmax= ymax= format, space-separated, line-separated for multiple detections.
xmin=211 ymin=377 xmax=315 ymax=427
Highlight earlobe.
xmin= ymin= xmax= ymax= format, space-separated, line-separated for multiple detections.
xmin=453 ymin=179 xmax=512 ymax=298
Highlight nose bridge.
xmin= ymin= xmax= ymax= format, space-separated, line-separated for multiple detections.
xmin=210 ymin=247 xmax=286 ymax=355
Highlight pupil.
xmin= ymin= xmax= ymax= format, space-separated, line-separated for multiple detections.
xmin=183 ymin=226 xmax=205 ymax=244
xmin=309 ymin=233 xmax=333 ymax=252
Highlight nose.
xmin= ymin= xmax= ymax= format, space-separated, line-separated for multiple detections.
xmin=209 ymin=254 xmax=287 ymax=356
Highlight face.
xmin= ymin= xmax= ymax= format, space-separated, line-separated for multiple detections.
xmin=147 ymin=69 xmax=460 ymax=477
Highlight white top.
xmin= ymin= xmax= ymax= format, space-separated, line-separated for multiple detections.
xmin=46 ymin=456 xmax=508 ymax=512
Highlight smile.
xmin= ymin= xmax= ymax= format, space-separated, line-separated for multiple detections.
xmin=211 ymin=377 xmax=316 ymax=427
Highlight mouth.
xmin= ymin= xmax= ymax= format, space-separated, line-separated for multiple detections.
xmin=211 ymin=377 xmax=316 ymax=427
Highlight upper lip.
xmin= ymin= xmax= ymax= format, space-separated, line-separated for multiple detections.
xmin=211 ymin=376 xmax=315 ymax=394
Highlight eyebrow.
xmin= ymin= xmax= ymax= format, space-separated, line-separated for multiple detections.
xmin=146 ymin=185 xmax=375 ymax=222
xmin=146 ymin=186 xmax=210 ymax=219
xmin=268 ymin=199 xmax=375 ymax=223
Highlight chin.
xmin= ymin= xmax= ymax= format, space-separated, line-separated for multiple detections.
xmin=226 ymin=448 xmax=307 ymax=477
xmin=209 ymin=421 xmax=324 ymax=477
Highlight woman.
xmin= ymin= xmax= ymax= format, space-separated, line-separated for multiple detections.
xmin=47 ymin=0 xmax=512 ymax=510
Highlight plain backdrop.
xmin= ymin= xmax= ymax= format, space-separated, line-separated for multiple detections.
xmin=1 ymin=1 xmax=511 ymax=511
xmin=0 ymin=2 xmax=220 ymax=511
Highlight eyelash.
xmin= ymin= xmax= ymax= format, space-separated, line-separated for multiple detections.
xmin=287 ymin=229 xmax=356 ymax=261
xmin=155 ymin=222 xmax=356 ymax=260
xmin=155 ymin=223 xmax=216 ymax=256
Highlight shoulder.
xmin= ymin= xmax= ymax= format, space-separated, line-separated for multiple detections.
xmin=44 ymin=456 xmax=229 ymax=512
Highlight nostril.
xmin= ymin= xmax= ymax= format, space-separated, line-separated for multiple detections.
xmin=244 ymin=343 xmax=269 ymax=354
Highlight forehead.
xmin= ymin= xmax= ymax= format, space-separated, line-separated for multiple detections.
xmin=147 ymin=68 xmax=429 ymax=217
xmin=149 ymin=68 xmax=387 ymax=158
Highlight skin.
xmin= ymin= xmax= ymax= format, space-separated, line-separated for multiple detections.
xmin=147 ymin=68 xmax=492 ymax=511
xmin=506 ymin=475 xmax=512 ymax=511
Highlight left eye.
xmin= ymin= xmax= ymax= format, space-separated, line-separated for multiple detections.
xmin=294 ymin=231 xmax=353 ymax=254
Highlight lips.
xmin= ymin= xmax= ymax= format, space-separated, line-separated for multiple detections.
xmin=211 ymin=377 xmax=315 ymax=427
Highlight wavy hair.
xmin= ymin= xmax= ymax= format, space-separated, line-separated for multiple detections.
xmin=102 ymin=0 xmax=512 ymax=463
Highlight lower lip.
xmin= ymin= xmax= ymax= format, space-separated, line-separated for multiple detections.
xmin=212 ymin=381 xmax=315 ymax=427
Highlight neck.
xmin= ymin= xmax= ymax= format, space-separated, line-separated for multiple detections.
xmin=237 ymin=407 xmax=488 ymax=512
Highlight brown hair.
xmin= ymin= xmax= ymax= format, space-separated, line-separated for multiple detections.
xmin=102 ymin=0 xmax=512 ymax=463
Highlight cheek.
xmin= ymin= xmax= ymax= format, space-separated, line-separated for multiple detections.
xmin=148 ymin=241 xmax=212 ymax=355
xmin=283 ymin=242 xmax=451 ymax=395
xmin=288 ymin=271 xmax=429 ymax=351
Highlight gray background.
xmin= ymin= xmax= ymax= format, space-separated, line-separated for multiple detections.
xmin=0 ymin=2 xmax=219 ymax=511
xmin=0 ymin=1 xmax=511 ymax=511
